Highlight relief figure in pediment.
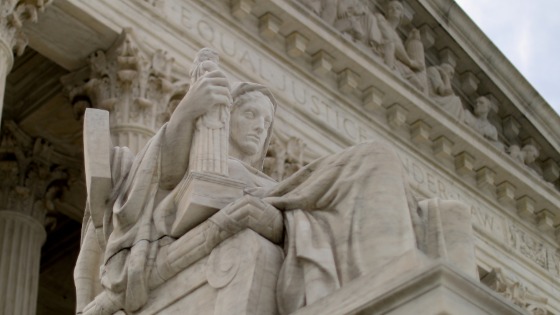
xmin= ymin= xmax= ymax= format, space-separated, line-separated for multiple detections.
xmin=464 ymin=96 xmax=504 ymax=149
xmin=333 ymin=0 xmax=383 ymax=46
xmin=375 ymin=1 xmax=428 ymax=91
xmin=427 ymin=61 xmax=466 ymax=121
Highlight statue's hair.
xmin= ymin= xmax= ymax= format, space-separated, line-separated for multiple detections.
xmin=232 ymin=90 xmax=274 ymax=112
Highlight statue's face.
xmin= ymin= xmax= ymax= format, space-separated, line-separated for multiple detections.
xmin=387 ymin=1 xmax=403 ymax=20
xmin=442 ymin=64 xmax=454 ymax=78
xmin=230 ymin=95 xmax=273 ymax=158
xmin=475 ymin=97 xmax=491 ymax=116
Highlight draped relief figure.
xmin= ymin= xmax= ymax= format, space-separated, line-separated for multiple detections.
xmin=464 ymin=96 xmax=504 ymax=149
xmin=427 ymin=61 xmax=466 ymax=121
xmin=75 ymin=48 xmax=478 ymax=315
xmin=333 ymin=0 xmax=382 ymax=46
xmin=300 ymin=0 xmax=428 ymax=91
xmin=298 ymin=0 xmax=337 ymax=24
xmin=375 ymin=0 xmax=427 ymax=91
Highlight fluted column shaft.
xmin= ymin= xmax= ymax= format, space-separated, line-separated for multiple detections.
xmin=0 ymin=211 xmax=46 ymax=315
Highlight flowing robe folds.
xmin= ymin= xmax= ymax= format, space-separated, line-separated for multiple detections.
xmin=77 ymin=128 xmax=453 ymax=314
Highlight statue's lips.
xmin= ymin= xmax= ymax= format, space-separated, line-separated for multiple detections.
xmin=246 ymin=134 xmax=261 ymax=142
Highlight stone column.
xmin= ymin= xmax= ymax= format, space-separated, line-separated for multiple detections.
xmin=62 ymin=28 xmax=188 ymax=154
xmin=0 ymin=0 xmax=53 ymax=126
xmin=0 ymin=211 xmax=46 ymax=315
xmin=0 ymin=121 xmax=68 ymax=315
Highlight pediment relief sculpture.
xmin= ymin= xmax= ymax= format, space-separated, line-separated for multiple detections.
xmin=481 ymin=267 xmax=548 ymax=315
xmin=464 ymin=96 xmax=505 ymax=150
xmin=427 ymin=61 xmax=466 ymax=122
xmin=263 ymin=134 xmax=308 ymax=181
xmin=294 ymin=0 xmax=560 ymax=191
xmin=75 ymin=48 xmax=480 ymax=315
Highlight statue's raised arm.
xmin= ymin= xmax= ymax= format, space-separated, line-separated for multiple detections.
xmin=160 ymin=48 xmax=232 ymax=189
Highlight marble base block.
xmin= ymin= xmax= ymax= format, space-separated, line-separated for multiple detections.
xmin=293 ymin=259 xmax=527 ymax=315
xmin=171 ymin=171 xmax=245 ymax=237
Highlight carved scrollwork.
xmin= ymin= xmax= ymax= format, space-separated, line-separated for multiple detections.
xmin=206 ymin=243 xmax=241 ymax=289
xmin=481 ymin=268 xmax=548 ymax=315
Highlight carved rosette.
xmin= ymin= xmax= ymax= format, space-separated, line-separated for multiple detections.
xmin=62 ymin=28 xmax=188 ymax=153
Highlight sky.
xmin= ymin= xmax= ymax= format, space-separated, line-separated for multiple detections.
xmin=454 ymin=0 xmax=560 ymax=115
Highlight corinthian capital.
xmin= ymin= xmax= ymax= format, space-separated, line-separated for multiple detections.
xmin=62 ymin=28 xmax=188 ymax=151
xmin=0 ymin=0 xmax=53 ymax=56
xmin=0 ymin=121 xmax=69 ymax=227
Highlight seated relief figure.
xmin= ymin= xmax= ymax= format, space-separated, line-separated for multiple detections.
xmin=333 ymin=0 xmax=382 ymax=46
xmin=375 ymin=0 xmax=428 ymax=91
xmin=303 ymin=0 xmax=427 ymax=92
xmin=75 ymin=48 xmax=478 ymax=315
xmin=427 ymin=61 xmax=466 ymax=121
xmin=464 ymin=96 xmax=505 ymax=150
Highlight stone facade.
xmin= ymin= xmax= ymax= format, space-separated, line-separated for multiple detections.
xmin=1 ymin=0 xmax=559 ymax=314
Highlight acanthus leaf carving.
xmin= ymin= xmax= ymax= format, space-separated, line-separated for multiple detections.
xmin=61 ymin=28 xmax=189 ymax=153
xmin=0 ymin=121 xmax=69 ymax=228
xmin=0 ymin=0 xmax=53 ymax=56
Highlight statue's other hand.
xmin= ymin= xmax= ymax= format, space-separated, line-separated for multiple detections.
xmin=215 ymin=195 xmax=283 ymax=243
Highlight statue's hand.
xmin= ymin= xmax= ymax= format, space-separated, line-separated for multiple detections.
xmin=212 ymin=195 xmax=283 ymax=243
xmin=176 ymin=70 xmax=232 ymax=120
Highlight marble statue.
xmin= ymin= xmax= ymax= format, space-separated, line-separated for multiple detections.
xmin=75 ymin=48 xmax=478 ymax=315
xmin=374 ymin=1 xmax=427 ymax=91
xmin=464 ymin=96 xmax=504 ymax=149
xmin=427 ymin=62 xmax=465 ymax=121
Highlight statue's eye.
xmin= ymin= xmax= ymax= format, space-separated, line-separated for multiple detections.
xmin=243 ymin=111 xmax=255 ymax=119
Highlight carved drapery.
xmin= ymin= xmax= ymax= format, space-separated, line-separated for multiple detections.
xmin=62 ymin=28 xmax=188 ymax=154
xmin=0 ymin=0 xmax=53 ymax=126
xmin=0 ymin=120 xmax=68 ymax=315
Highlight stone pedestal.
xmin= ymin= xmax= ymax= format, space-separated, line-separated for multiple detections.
xmin=0 ymin=211 xmax=46 ymax=315
xmin=293 ymin=260 xmax=527 ymax=315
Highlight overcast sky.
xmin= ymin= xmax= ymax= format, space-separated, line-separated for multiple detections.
xmin=454 ymin=0 xmax=560 ymax=115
